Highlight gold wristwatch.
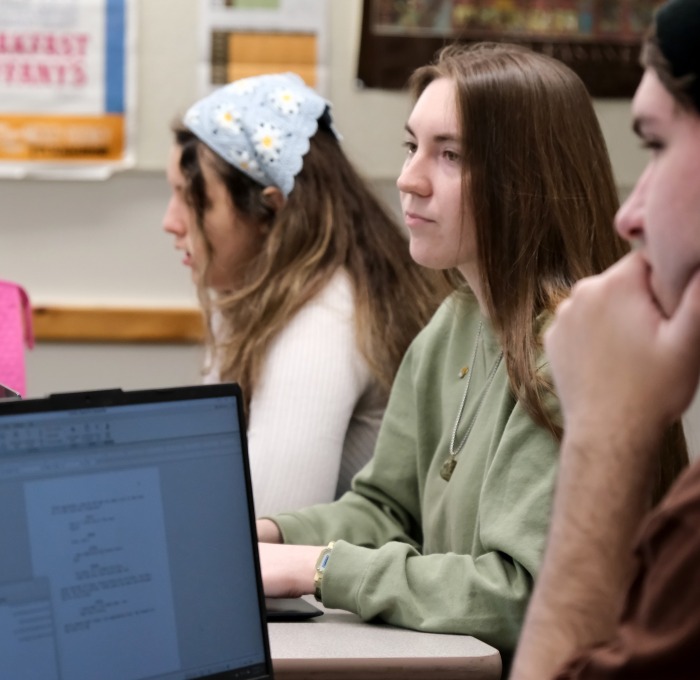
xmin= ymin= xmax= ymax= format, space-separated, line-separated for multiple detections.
xmin=313 ymin=541 xmax=336 ymax=602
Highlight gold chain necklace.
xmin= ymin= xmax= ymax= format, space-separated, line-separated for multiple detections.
xmin=440 ymin=321 xmax=503 ymax=482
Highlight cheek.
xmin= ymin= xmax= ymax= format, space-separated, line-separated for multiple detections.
xmin=446 ymin=178 xmax=468 ymax=225
xmin=646 ymin=210 xmax=700 ymax=315
xmin=186 ymin=224 xmax=210 ymax=265
xmin=662 ymin=151 xmax=700 ymax=225
xmin=647 ymin=175 xmax=698 ymax=256
xmin=213 ymin=223 xmax=259 ymax=275
xmin=454 ymin=209 xmax=476 ymax=258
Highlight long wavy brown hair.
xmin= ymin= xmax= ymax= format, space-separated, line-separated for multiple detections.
xmin=409 ymin=42 xmax=687 ymax=503
xmin=173 ymin=122 xmax=446 ymax=419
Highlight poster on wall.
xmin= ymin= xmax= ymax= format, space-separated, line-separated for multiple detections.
xmin=358 ymin=0 xmax=664 ymax=97
xmin=201 ymin=0 xmax=329 ymax=95
xmin=0 ymin=0 xmax=136 ymax=179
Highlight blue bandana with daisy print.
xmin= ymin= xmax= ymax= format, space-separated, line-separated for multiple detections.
xmin=183 ymin=73 xmax=338 ymax=197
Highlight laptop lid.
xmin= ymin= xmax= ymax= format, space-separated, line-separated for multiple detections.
xmin=0 ymin=382 xmax=21 ymax=400
xmin=0 ymin=383 xmax=273 ymax=680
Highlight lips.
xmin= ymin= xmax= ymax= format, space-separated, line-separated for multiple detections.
xmin=175 ymin=245 xmax=192 ymax=267
xmin=404 ymin=211 xmax=435 ymax=227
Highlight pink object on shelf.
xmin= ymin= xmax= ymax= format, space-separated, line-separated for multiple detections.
xmin=0 ymin=280 xmax=34 ymax=397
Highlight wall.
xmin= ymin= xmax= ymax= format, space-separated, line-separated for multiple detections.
xmin=2 ymin=0 xmax=699 ymax=453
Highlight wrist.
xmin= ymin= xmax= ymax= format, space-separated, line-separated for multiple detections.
xmin=563 ymin=422 xmax=663 ymax=474
xmin=313 ymin=541 xmax=336 ymax=602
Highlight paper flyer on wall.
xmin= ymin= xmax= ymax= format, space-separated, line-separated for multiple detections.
xmin=201 ymin=0 xmax=329 ymax=96
xmin=0 ymin=0 xmax=136 ymax=180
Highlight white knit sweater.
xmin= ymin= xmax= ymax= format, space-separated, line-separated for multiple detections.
xmin=206 ymin=270 xmax=385 ymax=515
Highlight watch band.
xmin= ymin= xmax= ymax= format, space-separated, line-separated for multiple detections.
xmin=313 ymin=541 xmax=336 ymax=602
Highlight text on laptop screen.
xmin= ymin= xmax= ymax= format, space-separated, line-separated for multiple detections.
xmin=0 ymin=389 xmax=270 ymax=680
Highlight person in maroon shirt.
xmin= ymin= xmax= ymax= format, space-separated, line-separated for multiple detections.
xmin=510 ymin=1 xmax=700 ymax=678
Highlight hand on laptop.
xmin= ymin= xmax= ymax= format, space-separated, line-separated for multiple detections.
xmin=259 ymin=543 xmax=322 ymax=598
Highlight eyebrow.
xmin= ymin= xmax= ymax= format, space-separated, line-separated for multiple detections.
xmin=404 ymin=122 xmax=461 ymax=144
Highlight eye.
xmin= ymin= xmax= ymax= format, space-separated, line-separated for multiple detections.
xmin=640 ymin=138 xmax=664 ymax=154
xmin=443 ymin=149 xmax=461 ymax=163
xmin=402 ymin=140 xmax=417 ymax=157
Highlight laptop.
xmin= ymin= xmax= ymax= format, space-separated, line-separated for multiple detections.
xmin=0 ymin=383 xmax=275 ymax=680
xmin=264 ymin=596 xmax=322 ymax=622
xmin=0 ymin=382 xmax=21 ymax=400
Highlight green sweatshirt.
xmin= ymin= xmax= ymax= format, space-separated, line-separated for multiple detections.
xmin=271 ymin=293 xmax=560 ymax=668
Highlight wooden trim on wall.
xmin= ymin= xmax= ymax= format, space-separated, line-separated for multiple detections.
xmin=32 ymin=306 xmax=204 ymax=343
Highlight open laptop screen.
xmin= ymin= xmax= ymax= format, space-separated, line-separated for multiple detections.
xmin=0 ymin=384 xmax=272 ymax=680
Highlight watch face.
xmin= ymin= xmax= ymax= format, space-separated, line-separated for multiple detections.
xmin=314 ymin=542 xmax=335 ymax=601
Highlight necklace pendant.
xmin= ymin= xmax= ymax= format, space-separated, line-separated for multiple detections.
xmin=440 ymin=457 xmax=457 ymax=481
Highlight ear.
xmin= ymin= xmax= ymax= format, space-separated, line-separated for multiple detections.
xmin=261 ymin=186 xmax=286 ymax=215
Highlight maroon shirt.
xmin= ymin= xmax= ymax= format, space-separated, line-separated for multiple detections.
xmin=555 ymin=462 xmax=700 ymax=678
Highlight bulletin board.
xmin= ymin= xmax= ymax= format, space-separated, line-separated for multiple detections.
xmin=201 ymin=0 xmax=329 ymax=93
xmin=0 ymin=0 xmax=137 ymax=179
xmin=357 ymin=0 xmax=664 ymax=97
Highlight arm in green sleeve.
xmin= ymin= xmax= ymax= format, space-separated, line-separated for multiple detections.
xmin=319 ymin=396 xmax=559 ymax=662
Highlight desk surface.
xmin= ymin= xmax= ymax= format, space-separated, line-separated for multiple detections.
xmin=268 ymin=596 xmax=502 ymax=680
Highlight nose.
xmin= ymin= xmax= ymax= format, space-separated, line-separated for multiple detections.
xmin=397 ymin=153 xmax=431 ymax=197
xmin=162 ymin=195 xmax=187 ymax=237
xmin=615 ymin=163 xmax=651 ymax=245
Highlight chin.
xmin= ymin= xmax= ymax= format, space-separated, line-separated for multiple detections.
xmin=651 ymin=280 xmax=680 ymax=318
xmin=408 ymin=248 xmax=440 ymax=271
xmin=412 ymin=258 xmax=443 ymax=271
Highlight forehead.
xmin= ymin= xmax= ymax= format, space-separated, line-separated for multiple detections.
xmin=631 ymin=68 xmax=700 ymax=143
xmin=166 ymin=144 xmax=184 ymax=180
xmin=631 ymin=69 xmax=677 ymax=124
xmin=408 ymin=77 xmax=459 ymax=134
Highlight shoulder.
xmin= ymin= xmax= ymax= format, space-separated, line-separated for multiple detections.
xmin=534 ymin=308 xmax=555 ymax=373
xmin=652 ymin=461 xmax=700 ymax=524
xmin=412 ymin=290 xmax=480 ymax=346
xmin=396 ymin=290 xmax=484 ymax=384
xmin=302 ymin=269 xmax=356 ymax=320
xmin=318 ymin=268 xmax=354 ymax=302
xmin=263 ymin=269 xmax=367 ymax=376
xmin=283 ymin=269 xmax=356 ymax=333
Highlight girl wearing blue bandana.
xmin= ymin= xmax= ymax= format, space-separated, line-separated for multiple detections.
xmin=162 ymin=73 xmax=445 ymax=516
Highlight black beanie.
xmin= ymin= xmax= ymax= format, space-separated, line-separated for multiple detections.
xmin=655 ymin=0 xmax=700 ymax=111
